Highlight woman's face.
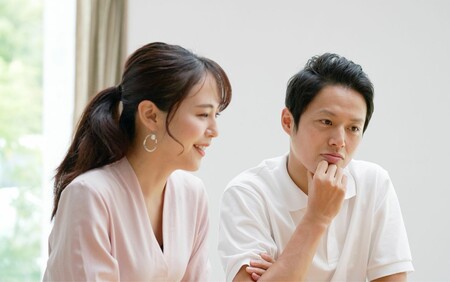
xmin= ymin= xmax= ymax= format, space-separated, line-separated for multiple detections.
xmin=158 ymin=72 xmax=222 ymax=171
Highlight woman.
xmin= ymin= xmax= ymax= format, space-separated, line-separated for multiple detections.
xmin=43 ymin=42 xmax=231 ymax=281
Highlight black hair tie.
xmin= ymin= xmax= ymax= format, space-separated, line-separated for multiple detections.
xmin=116 ymin=84 xmax=123 ymax=100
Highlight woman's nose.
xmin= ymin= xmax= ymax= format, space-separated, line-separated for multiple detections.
xmin=206 ymin=121 xmax=219 ymax=138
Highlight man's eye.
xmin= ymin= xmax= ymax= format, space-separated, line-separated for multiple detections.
xmin=321 ymin=119 xmax=332 ymax=125
xmin=350 ymin=126 xmax=361 ymax=132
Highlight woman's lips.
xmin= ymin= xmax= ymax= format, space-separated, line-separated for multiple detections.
xmin=194 ymin=144 xmax=207 ymax=157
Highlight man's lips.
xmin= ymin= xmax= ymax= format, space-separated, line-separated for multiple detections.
xmin=321 ymin=153 xmax=344 ymax=164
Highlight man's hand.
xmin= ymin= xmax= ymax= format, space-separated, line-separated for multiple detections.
xmin=305 ymin=160 xmax=347 ymax=225
xmin=245 ymin=253 xmax=275 ymax=281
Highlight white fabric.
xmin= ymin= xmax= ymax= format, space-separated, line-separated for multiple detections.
xmin=218 ymin=154 xmax=413 ymax=281
xmin=74 ymin=0 xmax=126 ymax=125
xmin=44 ymin=158 xmax=209 ymax=281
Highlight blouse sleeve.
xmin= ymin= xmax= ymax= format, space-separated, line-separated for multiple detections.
xmin=180 ymin=184 xmax=210 ymax=281
xmin=43 ymin=180 xmax=119 ymax=281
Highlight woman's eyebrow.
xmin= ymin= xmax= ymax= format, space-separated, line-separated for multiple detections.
xmin=195 ymin=104 xmax=215 ymax=109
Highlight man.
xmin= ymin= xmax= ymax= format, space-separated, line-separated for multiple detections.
xmin=218 ymin=53 xmax=414 ymax=281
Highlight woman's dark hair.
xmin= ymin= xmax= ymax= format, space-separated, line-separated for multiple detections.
xmin=51 ymin=42 xmax=232 ymax=219
xmin=285 ymin=53 xmax=374 ymax=132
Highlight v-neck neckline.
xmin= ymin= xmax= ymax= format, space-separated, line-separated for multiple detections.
xmin=121 ymin=157 xmax=171 ymax=259
xmin=145 ymin=179 xmax=170 ymax=258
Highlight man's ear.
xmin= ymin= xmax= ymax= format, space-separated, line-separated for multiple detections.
xmin=281 ymin=107 xmax=295 ymax=135
xmin=137 ymin=100 xmax=160 ymax=130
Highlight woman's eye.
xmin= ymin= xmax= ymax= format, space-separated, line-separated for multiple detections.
xmin=198 ymin=112 xmax=220 ymax=119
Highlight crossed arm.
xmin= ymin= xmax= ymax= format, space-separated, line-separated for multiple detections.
xmin=234 ymin=218 xmax=406 ymax=282
xmin=232 ymin=161 xmax=407 ymax=282
xmin=232 ymin=161 xmax=345 ymax=281
xmin=233 ymin=213 xmax=331 ymax=281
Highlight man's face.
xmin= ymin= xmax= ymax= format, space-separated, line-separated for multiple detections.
xmin=282 ymin=85 xmax=367 ymax=180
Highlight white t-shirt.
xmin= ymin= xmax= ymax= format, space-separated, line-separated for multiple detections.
xmin=218 ymin=154 xmax=413 ymax=281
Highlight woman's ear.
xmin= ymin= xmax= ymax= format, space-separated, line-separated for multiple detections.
xmin=281 ymin=107 xmax=295 ymax=135
xmin=137 ymin=100 xmax=160 ymax=130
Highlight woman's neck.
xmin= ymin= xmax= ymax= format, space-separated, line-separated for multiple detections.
xmin=126 ymin=147 xmax=172 ymax=199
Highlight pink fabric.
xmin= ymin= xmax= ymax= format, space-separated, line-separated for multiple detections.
xmin=44 ymin=158 xmax=209 ymax=281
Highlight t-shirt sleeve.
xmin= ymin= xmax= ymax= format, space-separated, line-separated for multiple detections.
xmin=218 ymin=185 xmax=278 ymax=282
xmin=43 ymin=180 xmax=119 ymax=281
xmin=181 ymin=182 xmax=210 ymax=281
xmin=367 ymin=171 xmax=414 ymax=280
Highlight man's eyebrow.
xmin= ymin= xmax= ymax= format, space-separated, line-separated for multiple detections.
xmin=317 ymin=109 xmax=365 ymax=123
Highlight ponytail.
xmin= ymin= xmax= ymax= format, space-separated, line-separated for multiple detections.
xmin=51 ymin=86 xmax=128 ymax=219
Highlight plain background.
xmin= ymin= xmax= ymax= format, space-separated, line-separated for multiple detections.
xmin=127 ymin=1 xmax=450 ymax=281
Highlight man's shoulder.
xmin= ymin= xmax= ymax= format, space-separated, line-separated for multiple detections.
xmin=226 ymin=155 xmax=286 ymax=193
xmin=347 ymin=159 xmax=393 ymax=198
xmin=348 ymin=159 xmax=388 ymax=178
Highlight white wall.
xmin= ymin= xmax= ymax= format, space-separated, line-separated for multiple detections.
xmin=128 ymin=1 xmax=450 ymax=281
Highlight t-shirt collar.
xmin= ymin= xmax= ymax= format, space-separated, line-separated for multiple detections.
xmin=275 ymin=153 xmax=356 ymax=211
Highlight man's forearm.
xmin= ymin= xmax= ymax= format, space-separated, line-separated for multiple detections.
xmin=258 ymin=214 xmax=328 ymax=281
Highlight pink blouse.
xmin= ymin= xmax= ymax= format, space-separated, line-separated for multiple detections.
xmin=44 ymin=158 xmax=209 ymax=281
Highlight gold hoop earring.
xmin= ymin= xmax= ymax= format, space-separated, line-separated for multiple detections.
xmin=143 ymin=133 xmax=157 ymax=153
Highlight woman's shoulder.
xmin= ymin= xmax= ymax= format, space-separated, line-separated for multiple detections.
xmin=170 ymin=170 xmax=204 ymax=185
xmin=169 ymin=170 xmax=206 ymax=197
xmin=66 ymin=159 xmax=130 ymax=196
xmin=71 ymin=164 xmax=115 ymax=187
